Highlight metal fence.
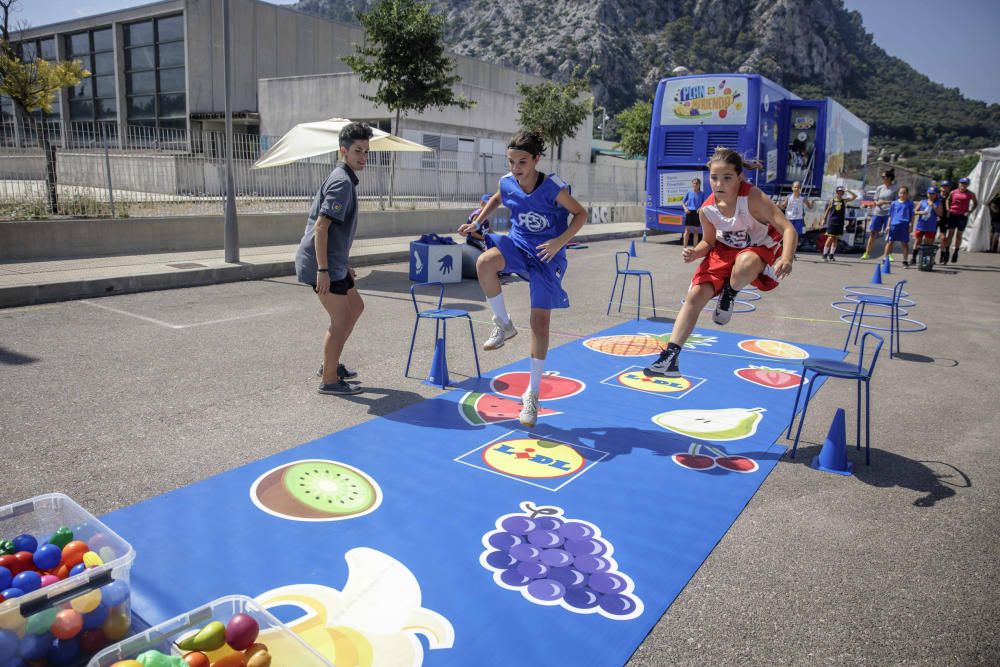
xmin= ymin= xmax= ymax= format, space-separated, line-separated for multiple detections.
xmin=0 ymin=120 xmax=645 ymax=219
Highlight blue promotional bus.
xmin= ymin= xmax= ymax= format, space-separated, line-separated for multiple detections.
xmin=645 ymin=73 xmax=869 ymax=235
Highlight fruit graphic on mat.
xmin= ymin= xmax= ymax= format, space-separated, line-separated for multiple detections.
xmin=652 ymin=407 xmax=765 ymax=441
xmin=251 ymin=460 xmax=381 ymax=521
xmin=255 ymin=547 xmax=454 ymax=666
xmin=491 ymin=371 xmax=585 ymax=401
xmin=672 ymin=453 xmax=715 ymax=470
xmin=583 ymin=332 xmax=669 ymax=356
xmin=715 ymin=456 xmax=759 ymax=473
xmin=734 ymin=365 xmax=805 ymax=389
xmin=458 ymin=392 xmax=559 ymax=426
xmin=738 ymin=338 xmax=808 ymax=359
xmin=481 ymin=501 xmax=644 ymax=621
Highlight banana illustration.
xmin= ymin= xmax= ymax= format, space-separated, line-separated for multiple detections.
xmin=255 ymin=548 xmax=454 ymax=666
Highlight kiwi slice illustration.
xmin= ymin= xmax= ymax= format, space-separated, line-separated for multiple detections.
xmin=252 ymin=459 xmax=381 ymax=521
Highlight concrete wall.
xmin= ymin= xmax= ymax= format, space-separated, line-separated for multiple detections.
xmin=0 ymin=205 xmax=644 ymax=261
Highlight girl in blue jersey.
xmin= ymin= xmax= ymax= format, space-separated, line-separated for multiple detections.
xmin=885 ymin=186 xmax=915 ymax=267
xmin=910 ymin=187 xmax=942 ymax=264
xmin=458 ymin=130 xmax=588 ymax=427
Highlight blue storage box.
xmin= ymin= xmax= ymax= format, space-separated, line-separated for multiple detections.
xmin=409 ymin=234 xmax=462 ymax=284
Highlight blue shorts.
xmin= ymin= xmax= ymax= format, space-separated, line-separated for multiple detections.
xmin=887 ymin=224 xmax=910 ymax=242
xmin=486 ymin=233 xmax=570 ymax=310
xmin=790 ymin=219 xmax=805 ymax=235
xmin=869 ymin=215 xmax=889 ymax=233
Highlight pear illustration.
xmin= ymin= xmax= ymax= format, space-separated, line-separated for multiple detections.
xmin=255 ymin=547 xmax=454 ymax=667
xmin=652 ymin=407 xmax=765 ymax=441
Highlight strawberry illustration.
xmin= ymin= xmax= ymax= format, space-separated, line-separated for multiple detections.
xmin=733 ymin=365 xmax=804 ymax=390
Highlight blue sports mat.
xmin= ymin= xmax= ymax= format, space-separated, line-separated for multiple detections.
xmin=103 ymin=320 xmax=842 ymax=666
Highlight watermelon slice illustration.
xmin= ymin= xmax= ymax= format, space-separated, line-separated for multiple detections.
xmin=459 ymin=392 xmax=560 ymax=426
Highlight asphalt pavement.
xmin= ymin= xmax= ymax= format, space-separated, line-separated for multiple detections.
xmin=1 ymin=237 xmax=998 ymax=665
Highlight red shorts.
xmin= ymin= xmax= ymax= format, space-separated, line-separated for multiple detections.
xmin=692 ymin=243 xmax=783 ymax=295
xmin=913 ymin=230 xmax=935 ymax=241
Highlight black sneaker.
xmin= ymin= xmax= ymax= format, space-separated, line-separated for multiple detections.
xmin=829 ymin=254 xmax=836 ymax=262
xmin=316 ymin=363 xmax=359 ymax=380
xmin=318 ymin=379 xmax=362 ymax=395
xmin=951 ymin=250 xmax=959 ymax=264
xmin=940 ymin=252 xmax=949 ymax=265
xmin=822 ymin=253 xmax=829 ymax=262
xmin=644 ymin=345 xmax=681 ymax=378
xmin=713 ymin=284 xmax=738 ymax=325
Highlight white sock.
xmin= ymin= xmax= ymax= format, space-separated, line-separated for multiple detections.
xmin=487 ymin=293 xmax=510 ymax=325
xmin=529 ymin=357 xmax=545 ymax=394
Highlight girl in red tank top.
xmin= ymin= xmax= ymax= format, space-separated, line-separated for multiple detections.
xmin=643 ymin=148 xmax=798 ymax=379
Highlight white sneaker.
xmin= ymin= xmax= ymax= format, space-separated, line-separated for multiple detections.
xmin=483 ymin=316 xmax=517 ymax=351
xmin=519 ymin=390 xmax=539 ymax=427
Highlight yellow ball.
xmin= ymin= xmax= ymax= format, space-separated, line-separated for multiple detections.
xmin=110 ymin=661 xmax=143 ymax=667
xmin=71 ymin=588 xmax=103 ymax=614
xmin=83 ymin=551 xmax=105 ymax=568
xmin=102 ymin=608 xmax=131 ymax=641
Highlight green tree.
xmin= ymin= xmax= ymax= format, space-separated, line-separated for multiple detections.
xmin=615 ymin=100 xmax=652 ymax=158
xmin=342 ymin=0 xmax=473 ymax=206
xmin=516 ymin=65 xmax=596 ymax=165
xmin=1 ymin=0 xmax=89 ymax=214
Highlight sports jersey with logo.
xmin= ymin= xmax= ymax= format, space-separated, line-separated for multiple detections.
xmin=501 ymin=172 xmax=569 ymax=252
xmin=701 ymin=181 xmax=781 ymax=249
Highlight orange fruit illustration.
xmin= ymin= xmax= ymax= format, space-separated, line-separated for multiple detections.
xmin=583 ymin=333 xmax=668 ymax=357
xmin=737 ymin=339 xmax=808 ymax=360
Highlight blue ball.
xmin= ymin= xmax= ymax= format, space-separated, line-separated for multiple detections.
xmin=47 ymin=636 xmax=80 ymax=666
xmin=82 ymin=601 xmax=109 ymax=630
xmin=0 ymin=587 xmax=25 ymax=599
xmin=100 ymin=579 xmax=130 ymax=608
xmin=0 ymin=566 xmax=11 ymax=590
xmin=12 ymin=534 xmax=38 ymax=554
xmin=20 ymin=631 xmax=51 ymax=660
xmin=11 ymin=571 xmax=41 ymax=594
xmin=69 ymin=563 xmax=87 ymax=577
xmin=32 ymin=543 xmax=62 ymax=571
xmin=0 ymin=628 xmax=18 ymax=661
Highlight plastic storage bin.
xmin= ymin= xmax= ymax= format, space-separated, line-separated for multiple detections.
xmin=409 ymin=234 xmax=462 ymax=284
xmin=89 ymin=595 xmax=333 ymax=666
xmin=0 ymin=493 xmax=136 ymax=666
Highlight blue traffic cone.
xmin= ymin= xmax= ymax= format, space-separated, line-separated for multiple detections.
xmin=628 ymin=240 xmax=637 ymax=257
xmin=810 ymin=408 xmax=853 ymax=476
xmin=424 ymin=337 xmax=450 ymax=388
xmin=870 ymin=263 xmax=882 ymax=285
xmin=882 ymin=255 xmax=891 ymax=274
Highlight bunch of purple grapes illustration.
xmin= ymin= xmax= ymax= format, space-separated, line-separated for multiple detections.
xmin=480 ymin=502 xmax=643 ymax=621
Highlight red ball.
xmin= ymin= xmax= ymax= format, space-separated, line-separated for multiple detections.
xmin=224 ymin=613 xmax=259 ymax=651
xmin=13 ymin=551 xmax=35 ymax=573
xmin=0 ymin=554 xmax=17 ymax=574
xmin=51 ymin=609 xmax=84 ymax=640
xmin=79 ymin=628 xmax=107 ymax=654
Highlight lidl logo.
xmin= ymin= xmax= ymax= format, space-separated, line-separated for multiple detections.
xmin=601 ymin=366 xmax=705 ymax=399
xmin=455 ymin=431 xmax=608 ymax=491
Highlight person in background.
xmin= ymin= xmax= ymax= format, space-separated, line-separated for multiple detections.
xmin=780 ymin=180 xmax=813 ymax=254
xmin=935 ymin=181 xmax=953 ymax=263
xmin=681 ymin=178 xmax=707 ymax=249
xmin=944 ymin=177 xmax=978 ymax=264
xmin=989 ymin=191 xmax=1000 ymax=252
xmin=820 ymin=186 xmax=856 ymax=261
xmin=885 ymin=185 xmax=915 ymax=267
xmin=910 ymin=187 xmax=942 ymax=264
xmin=861 ymin=169 xmax=896 ymax=260
xmin=466 ymin=194 xmax=492 ymax=253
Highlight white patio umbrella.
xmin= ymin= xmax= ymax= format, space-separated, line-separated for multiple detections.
xmin=251 ymin=117 xmax=431 ymax=169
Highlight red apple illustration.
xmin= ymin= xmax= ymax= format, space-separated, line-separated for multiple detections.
xmin=672 ymin=453 xmax=715 ymax=470
xmin=491 ymin=371 xmax=586 ymax=401
xmin=715 ymin=456 xmax=759 ymax=473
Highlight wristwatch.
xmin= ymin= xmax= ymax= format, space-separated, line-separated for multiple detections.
xmin=317 ymin=268 xmax=330 ymax=273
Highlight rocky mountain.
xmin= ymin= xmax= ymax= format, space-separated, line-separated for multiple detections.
xmin=294 ymin=0 xmax=1000 ymax=177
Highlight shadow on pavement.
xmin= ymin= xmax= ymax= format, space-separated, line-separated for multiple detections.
xmin=892 ymin=352 xmax=959 ymax=367
xmin=0 ymin=346 xmax=38 ymax=365
xmin=786 ymin=443 xmax=970 ymax=507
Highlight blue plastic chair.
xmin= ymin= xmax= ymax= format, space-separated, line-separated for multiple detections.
xmin=404 ymin=282 xmax=481 ymax=383
xmin=787 ymin=332 xmax=884 ymax=465
xmin=606 ymin=251 xmax=656 ymax=319
xmin=843 ymin=279 xmax=906 ymax=358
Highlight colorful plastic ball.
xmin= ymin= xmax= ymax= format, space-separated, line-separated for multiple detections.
xmin=69 ymin=563 xmax=87 ymax=577
xmin=100 ymin=580 xmax=130 ymax=608
xmin=0 ymin=628 xmax=17 ymax=662
xmin=47 ymin=527 xmax=73 ymax=550
xmin=11 ymin=571 xmax=41 ymax=594
xmin=47 ymin=636 xmax=80 ymax=666
xmin=225 ymin=613 xmax=259 ymax=651
xmin=0 ymin=566 xmax=10 ymax=590
xmin=109 ymin=661 xmax=143 ymax=667
xmin=79 ymin=627 xmax=108 ymax=654
xmin=33 ymin=543 xmax=62 ymax=571
xmin=101 ymin=609 xmax=130 ymax=641
xmin=0 ymin=555 xmax=16 ymax=574
xmin=0 ymin=587 xmax=25 ymax=600
xmin=99 ymin=546 xmax=117 ymax=563
xmin=25 ymin=608 xmax=58 ymax=635
xmin=40 ymin=574 xmax=60 ymax=587
xmin=20 ymin=631 xmax=51 ymax=660
xmin=12 ymin=535 xmax=37 ymax=554
xmin=13 ymin=552 xmax=35 ymax=573
xmin=70 ymin=589 xmax=102 ymax=614
xmin=52 ymin=563 xmax=70 ymax=580
xmin=0 ymin=540 xmax=15 ymax=556
xmin=82 ymin=551 xmax=104 ymax=568
xmin=60 ymin=541 xmax=90 ymax=568
xmin=82 ymin=601 xmax=110 ymax=630
xmin=50 ymin=609 xmax=84 ymax=640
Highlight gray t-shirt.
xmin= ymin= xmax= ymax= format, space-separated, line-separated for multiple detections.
xmin=295 ymin=163 xmax=358 ymax=283
xmin=874 ymin=184 xmax=897 ymax=216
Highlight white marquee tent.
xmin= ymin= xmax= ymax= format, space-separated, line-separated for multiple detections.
xmin=961 ymin=145 xmax=1000 ymax=252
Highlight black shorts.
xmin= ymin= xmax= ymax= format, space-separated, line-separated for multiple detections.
xmin=991 ymin=219 xmax=1000 ymax=234
xmin=826 ymin=223 xmax=844 ymax=237
xmin=684 ymin=211 xmax=701 ymax=227
xmin=947 ymin=214 xmax=968 ymax=231
xmin=310 ymin=273 xmax=355 ymax=295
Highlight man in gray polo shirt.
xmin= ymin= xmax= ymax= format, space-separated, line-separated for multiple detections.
xmin=295 ymin=122 xmax=373 ymax=395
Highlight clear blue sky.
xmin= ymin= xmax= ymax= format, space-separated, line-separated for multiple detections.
xmin=10 ymin=0 xmax=1000 ymax=105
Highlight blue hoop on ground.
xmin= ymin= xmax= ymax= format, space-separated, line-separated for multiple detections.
xmin=842 ymin=292 xmax=916 ymax=309
xmin=681 ymin=298 xmax=757 ymax=314
xmin=831 ymin=300 xmax=911 ymax=318
xmin=836 ymin=311 xmax=927 ymax=333
xmin=734 ymin=288 xmax=762 ymax=302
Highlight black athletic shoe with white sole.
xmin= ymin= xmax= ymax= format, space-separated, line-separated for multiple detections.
xmin=644 ymin=345 xmax=681 ymax=377
xmin=318 ymin=379 xmax=363 ymax=395
xmin=713 ymin=284 xmax=739 ymax=325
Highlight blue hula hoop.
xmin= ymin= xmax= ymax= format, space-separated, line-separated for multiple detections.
xmin=682 ymin=298 xmax=757 ymax=314
xmin=843 ymin=285 xmax=911 ymax=299
xmin=831 ymin=300 xmax=911 ymax=317
xmin=836 ymin=311 xmax=927 ymax=333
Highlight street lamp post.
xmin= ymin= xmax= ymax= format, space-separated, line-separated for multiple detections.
xmin=594 ymin=106 xmax=608 ymax=141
